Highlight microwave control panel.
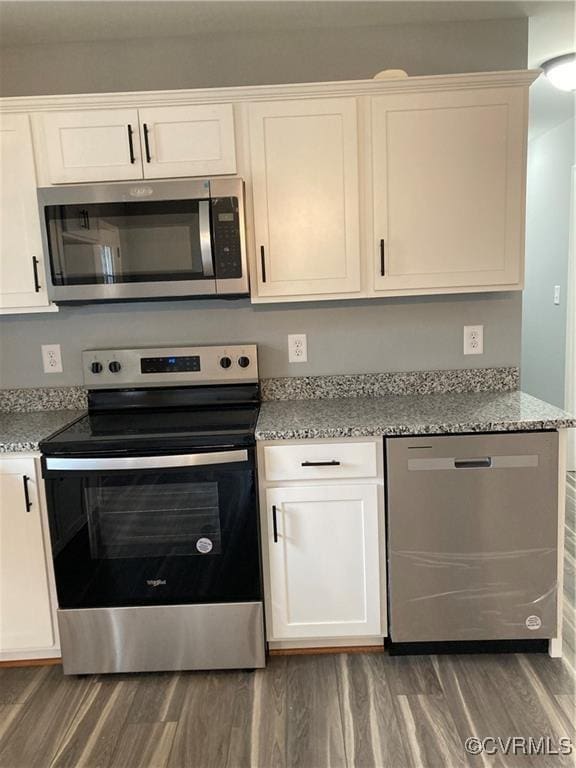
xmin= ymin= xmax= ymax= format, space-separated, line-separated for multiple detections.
xmin=212 ymin=196 xmax=243 ymax=279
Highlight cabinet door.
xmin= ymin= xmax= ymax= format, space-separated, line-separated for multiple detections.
xmin=0 ymin=114 xmax=51 ymax=311
xmin=265 ymin=484 xmax=380 ymax=639
xmin=0 ymin=459 xmax=54 ymax=651
xmin=138 ymin=104 xmax=236 ymax=178
xmin=372 ymin=87 xmax=526 ymax=292
xmin=249 ymin=98 xmax=361 ymax=298
xmin=42 ymin=108 xmax=142 ymax=183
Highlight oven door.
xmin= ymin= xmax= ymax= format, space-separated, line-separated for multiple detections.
xmin=42 ymin=449 xmax=261 ymax=609
xmin=39 ymin=180 xmax=217 ymax=302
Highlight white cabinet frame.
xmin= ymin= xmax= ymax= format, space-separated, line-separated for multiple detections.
xmin=0 ymin=68 xmax=538 ymax=304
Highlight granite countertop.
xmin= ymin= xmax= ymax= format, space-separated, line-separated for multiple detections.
xmin=255 ymin=390 xmax=576 ymax=440
xmin=0 ymin=410 xmax=86 ymax=453
xmin=1 ymin=388 xmax=574 ymax=451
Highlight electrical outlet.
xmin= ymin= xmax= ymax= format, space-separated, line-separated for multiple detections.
xmin=41 ymin=344 xmax=63 ymax=373
xmin=288 ymin=334 xmax=308 ymax=363
xmin=463 ymin=325 xmax=484 ymax=356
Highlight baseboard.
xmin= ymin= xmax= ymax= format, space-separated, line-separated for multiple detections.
xmin=0 ymin=657 xmax=62 ymax=668
xmin=269 ymin=643 xmax=384 ymax=656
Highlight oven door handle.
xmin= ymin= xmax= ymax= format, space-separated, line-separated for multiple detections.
xmin=44 ymin=450 xmax=249 ymax=471
xmin=199 ymin=200 xmax=215 ymax=278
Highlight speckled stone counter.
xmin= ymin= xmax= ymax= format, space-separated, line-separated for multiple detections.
xmin=255 ymin=390 xmax=576 ymax=440
xmin=260 ymin=366 xmax=518 ymax=400
xmin=0 ymin=410 xmax=85 ymax=453
xmin=0 ymin=386 xmax=87 ymax=413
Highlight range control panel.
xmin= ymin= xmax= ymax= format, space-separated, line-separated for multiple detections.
xmin=83 ymin=345 xmax=258 ymax=388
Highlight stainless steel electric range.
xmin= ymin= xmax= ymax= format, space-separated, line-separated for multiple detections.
xmin=40 ymin=344 xmax=265 ymax=675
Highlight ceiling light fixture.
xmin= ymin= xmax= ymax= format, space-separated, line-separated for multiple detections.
xmin=542 ymin=53 xmax=576 ymax=92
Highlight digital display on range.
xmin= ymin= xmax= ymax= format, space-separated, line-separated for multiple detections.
xmin=141 ymin=356 xmax=201 ymax=374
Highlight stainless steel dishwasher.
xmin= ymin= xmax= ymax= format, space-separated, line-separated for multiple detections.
xmin=386 ymin=432 xmax=559 ymax=644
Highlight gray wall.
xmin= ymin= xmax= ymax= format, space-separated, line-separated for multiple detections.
xmin=522 ymin=117 xmax=575 ymax=408
xmin=0 ymin=17 xmax=527 ymax=387
xmin=0 ymin=18 xmax=528 ymax=97
xmin=0 ymin=294 xmax=521 ymax=387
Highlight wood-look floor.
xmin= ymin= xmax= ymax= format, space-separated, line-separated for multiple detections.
xmin=1 ymin=474 xmax=575 ymax=768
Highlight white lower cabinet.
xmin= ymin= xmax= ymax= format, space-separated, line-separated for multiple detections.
xmin=0 ymin=457 xmax=56 ymax=656
xmin=265 ymin=483 xmax=381 ymax=639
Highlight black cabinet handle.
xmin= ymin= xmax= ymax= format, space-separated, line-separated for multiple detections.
xmin=22 ymin=476 xmax=32 ymax=512
xmin=260 ymin=245 xmax=267 ymax=283
xmin=454 ymin=457 xmax=492 ymax=469
xmin=143 ymin=123 xmax=152 ymax=163
xmin=380 ymin=239 xmax=385 ymax=277
xmin=301 ymin=460 xmax=341 ymax=467
xmin=127 ymin=124 xmax=136 ymax=164
xmin=32 ymin=257 xmax=41 ymax=293
xmin=272 ymin=505 xmax=278 ymax=543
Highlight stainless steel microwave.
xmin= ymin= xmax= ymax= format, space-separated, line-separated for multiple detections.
xmin=38 ymin=178 xmax=248 ymax=304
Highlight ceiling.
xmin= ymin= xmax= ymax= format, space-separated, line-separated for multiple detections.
xmin=0 ymin=1 xmax=570 ymax=48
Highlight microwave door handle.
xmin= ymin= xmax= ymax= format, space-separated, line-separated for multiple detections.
xmin=198 ymin=200 xmax=214 ymax=277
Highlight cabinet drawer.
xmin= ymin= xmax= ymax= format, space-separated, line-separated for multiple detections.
xmin=264 ymin=442 xmax=377 ymax=481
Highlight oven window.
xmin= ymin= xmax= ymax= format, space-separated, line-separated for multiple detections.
xmin=45 ymin=200 xmax=210 ymax=286
xmin=85 ymin=480 xmax=222 ymax=559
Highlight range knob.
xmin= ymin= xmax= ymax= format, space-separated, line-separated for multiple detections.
xmin=108 ymin=361 xmax=122 ymax=373
xmin=219 ymin=356 xmax=232 ymax=369
xmin=90 ymin=361 xmax=103 ymax=374
xmin=238 ymin=356 xmax=251 ymax=369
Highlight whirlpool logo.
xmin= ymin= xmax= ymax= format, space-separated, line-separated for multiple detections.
xmin=146 ymin=579 xmax=167 ymax=587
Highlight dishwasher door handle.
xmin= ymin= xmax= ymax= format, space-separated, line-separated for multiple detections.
xmin=454 ymin=457 xmax=492 ymax=469
xmin=407 ymin=455 xmax=538 ymax=471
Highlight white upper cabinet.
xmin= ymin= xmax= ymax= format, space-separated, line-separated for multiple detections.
xmin=249 ymin=98 xmax=361 ymax=298
xmin=138 ymin=104 xmax=236 ymax=178
xmin=265 ymin=484 xmax=381 ymax=639
xmin=0 ymin=458 xmax=54 ymax=652
xmin=371 ymin=87 xmax=527 ymax=292
xmin=0 ymin=114 xmax=51 ymax=312
xmin=41 ymin=105 xmax=236 ymax=184
xmin=42 ymin=108 xmax=141 ymax=183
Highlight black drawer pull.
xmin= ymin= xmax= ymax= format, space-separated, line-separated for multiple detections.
xmin=22 ymin=476 xmax=32 ymax=512
xmin=380 ymin=239 xmax=385 ymax=276
xmin=272 ymin=505 xmax=278 ymax=543
xmin=260 ymin=245 xmax=267 ymax=283
xmin=127 ymin=124 xmax=136 ymax=164
xmin=301 ymin=460 xmax=341 ymax=467
xmin=143 ymin=123 xmax=152 ymax=163
xmin=454 ymin=457 xmax=492 ymax=469
xmin=32 ymin=257 xmax=41 ymax=292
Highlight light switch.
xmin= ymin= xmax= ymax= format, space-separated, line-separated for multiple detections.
xmin=554 ymin=285 xmax=561 ymax=305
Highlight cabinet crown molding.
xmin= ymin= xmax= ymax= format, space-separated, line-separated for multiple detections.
xmin=0 ymin=69 xmax=540 ymax=113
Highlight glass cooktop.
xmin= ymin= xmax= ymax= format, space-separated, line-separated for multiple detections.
xmin=40 ymin=405 xmax=259 ymax=455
